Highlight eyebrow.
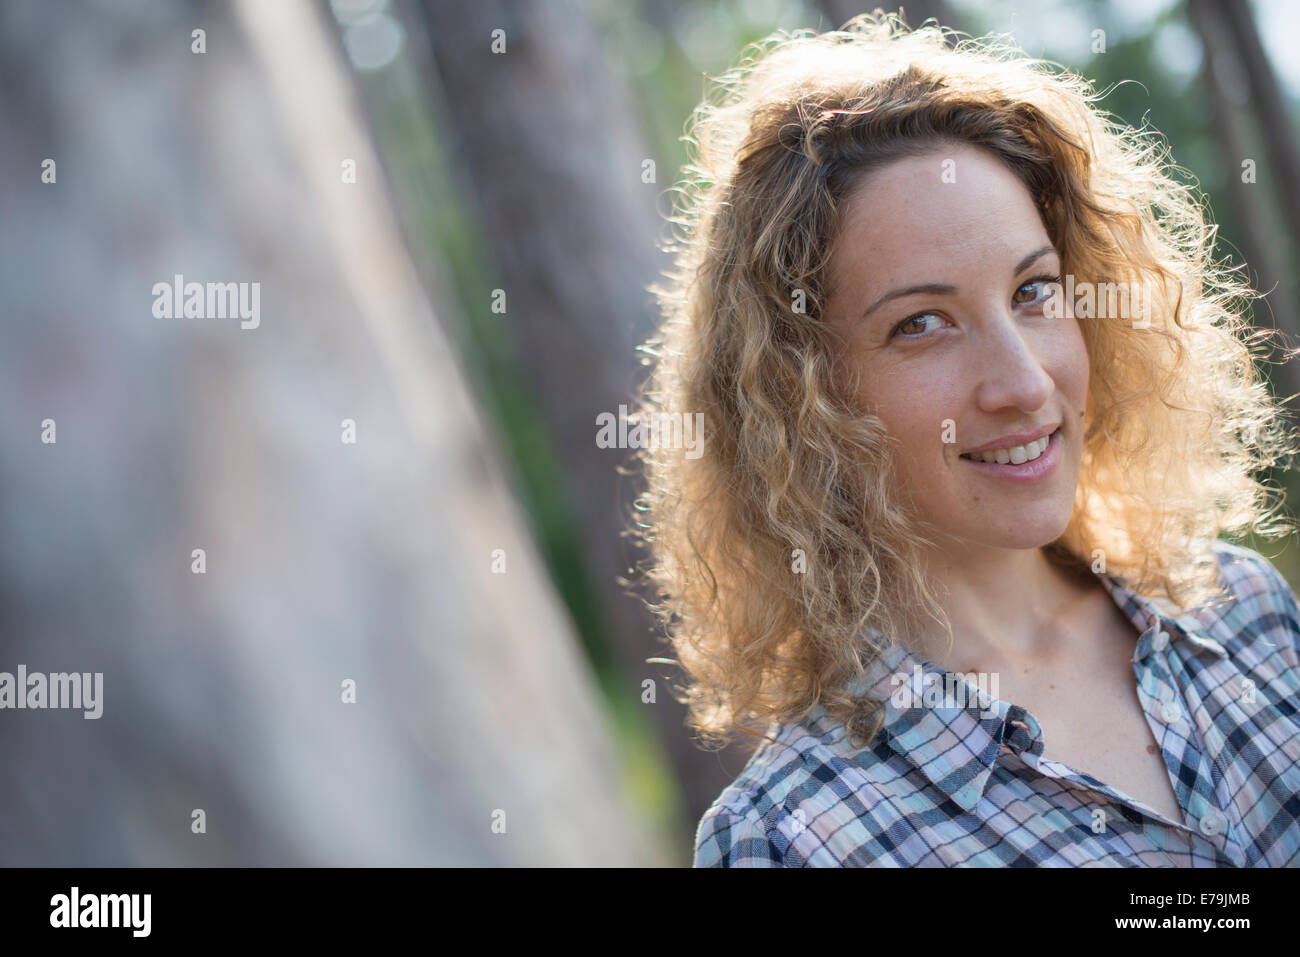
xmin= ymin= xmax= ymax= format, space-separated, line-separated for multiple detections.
xmin=860 ymin=244 xmax=1059 ymax=319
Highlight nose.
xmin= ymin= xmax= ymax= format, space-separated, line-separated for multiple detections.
xmin=971 ymin=311 xmax=1055 ymax=414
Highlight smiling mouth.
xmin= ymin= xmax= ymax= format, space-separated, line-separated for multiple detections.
xmin=959 ymin=427 xmax=1061 ymax=465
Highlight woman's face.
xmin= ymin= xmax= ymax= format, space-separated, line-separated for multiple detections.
xmin=822 ymin=142 xmax=1089 ymax=554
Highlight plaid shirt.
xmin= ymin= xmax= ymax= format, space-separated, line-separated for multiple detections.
xmin=694 ymin=540 xmax=1300 ymax=866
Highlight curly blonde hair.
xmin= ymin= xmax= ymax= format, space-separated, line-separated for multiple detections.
xmin=631 ymin=11 xmax=1298 ymax=753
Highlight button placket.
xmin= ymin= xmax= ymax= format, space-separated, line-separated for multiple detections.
xmin=1198 ymin=809 xmax=1227 ymax=837
xmin=1139 ymin=629 xmax=1182 ymax=724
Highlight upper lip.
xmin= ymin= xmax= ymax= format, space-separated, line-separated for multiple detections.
xmin=961 ymin=424 xmax=1060 ymax=456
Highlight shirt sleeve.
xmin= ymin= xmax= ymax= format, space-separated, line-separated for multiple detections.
xmin=1245 ymin=548 xmax=1300 ymax=657
xmin=1215 ymin=540 xmax=1300 ymax=672
xmin=693 ymin=800 xmax=785 ymax=867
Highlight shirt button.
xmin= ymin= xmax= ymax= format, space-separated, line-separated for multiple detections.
xmin=1198 ymin=810 xmax=1226 ymax=837
xmin=1160 ymin=700 xmax=1181 ymax=723
xmin=1151 ymin=629 xmax=1169 ymax=652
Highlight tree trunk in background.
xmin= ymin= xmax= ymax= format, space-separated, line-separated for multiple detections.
xmin=1188 ymin=0 xmax=1300 ymax=411
xmin=1220 ymin=0 xmax=1300 ymax=262
xmin=1218 ymin=0 xmax=1300 ymax=392
xmin=410 ymin=0 xmax=753 ymax=829
xmin=0 ymin=0 xmax=655 ymax=865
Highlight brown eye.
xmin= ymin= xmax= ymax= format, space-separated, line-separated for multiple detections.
xmin=1014 ymin=276 xmax=1061 ymax=306
xmin=892 ymin=313 xmax=940 ymax=338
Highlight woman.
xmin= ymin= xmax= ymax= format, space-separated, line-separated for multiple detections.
xmin=632 ymin=12 xmax=1300 ymax=866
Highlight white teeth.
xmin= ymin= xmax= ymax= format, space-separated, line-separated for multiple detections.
xmin=967 ymin=432 xmax=1052 ymax=464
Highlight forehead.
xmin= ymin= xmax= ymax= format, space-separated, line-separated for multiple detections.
xmin=830 ymin=144 xmax=1050 ymax=283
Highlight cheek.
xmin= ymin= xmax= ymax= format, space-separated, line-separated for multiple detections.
xmin=1058 ymin=319 xmax=1091 ymax=400
xmin=873 ymin=389 xmax=958 ymax=470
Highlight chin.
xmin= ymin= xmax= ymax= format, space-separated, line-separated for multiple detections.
xmin=994 ymin=520 xmax=1073 ymax=551
xmin=961 ymin=507 xmax=1074 ymax=551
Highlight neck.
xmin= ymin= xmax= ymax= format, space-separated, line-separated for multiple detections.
xmin=905 ymin=540 xmax=1097 ymax=670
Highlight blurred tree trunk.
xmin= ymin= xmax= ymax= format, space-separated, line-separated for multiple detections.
xmin=1188 ymin=0 xmax=1300 ymax=409
xmin=0 ymin=0 xmax=656 ymax=865
xmin=409 ymin=0 xmax=752 ymax=828
xmin=1219 ymin=0 xmax=1300 ymax=254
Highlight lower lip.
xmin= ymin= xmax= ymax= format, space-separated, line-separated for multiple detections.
xmin=959 ymin=428 xmax=1062 ymax=482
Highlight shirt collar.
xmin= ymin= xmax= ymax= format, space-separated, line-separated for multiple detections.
xmin=837 ymin=563 xmax=1229 ymax=812
xmin=1094 ymin=567 xmax=1229 ymax=660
